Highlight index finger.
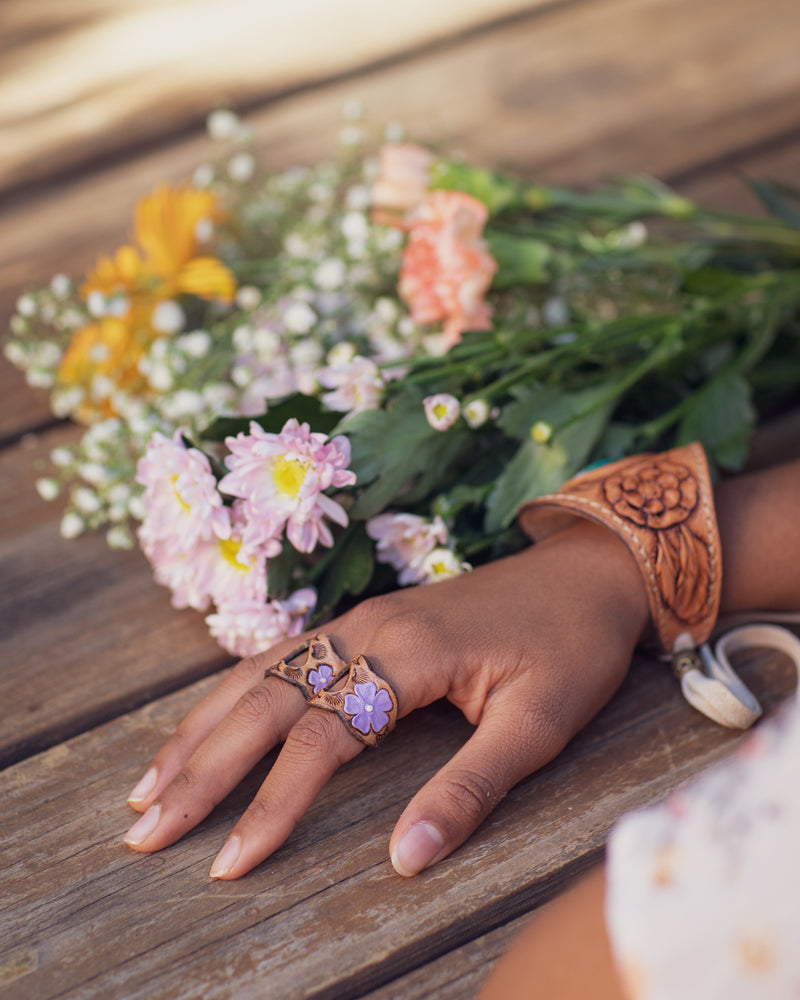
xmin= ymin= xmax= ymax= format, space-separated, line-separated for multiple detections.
xmin=126 ymin=631 xmax=315 ymax=811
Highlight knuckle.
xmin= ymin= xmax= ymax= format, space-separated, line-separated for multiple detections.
xmin=340 ymin=591 xmax=402 ymax=632
xmin=243 ymin=794 xmax=271 ymax=825
xmin=165 ymin=767 xmax=192 ymax=795
xmin=284 ymin=710 xmax=338 ymax=760
xmin=517 ymin=690 xmax=573 ymax=753
xmin=439 ymin=768 xmax=499 ymax=824
xmin=229 ymin=682 xmax=277 ymax=731
xmin=229 ymin=655 xmax=265 ymax=686
xmin=373 ymin=605 xmax=443 ymax=657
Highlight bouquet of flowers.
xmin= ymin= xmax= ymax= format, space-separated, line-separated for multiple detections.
xmin=7 ymin=109 xmax=800 ymax=655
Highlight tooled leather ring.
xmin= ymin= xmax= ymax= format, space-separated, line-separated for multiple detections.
xmin=517 ymin=442 xmax=723 ymax=655
xmin=265 ymin=634 xmax=398 ymax=748
xmin=265 ymin=634 xmax=351 ymax=699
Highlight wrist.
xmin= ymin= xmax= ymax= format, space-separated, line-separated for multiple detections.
xmin=519 ymin=444 xmax=722 ymax=655
xmin=539 ymin=519 xmax=652 ymax=646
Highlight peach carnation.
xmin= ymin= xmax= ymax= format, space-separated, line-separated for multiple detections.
xmin=398 ymin=190 xmax=497 ymax=349
xmin=371 ymin=143 xmax=434 ymax=226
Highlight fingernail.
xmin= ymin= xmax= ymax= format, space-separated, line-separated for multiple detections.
xmin=391 ymin=822 xmax=445 ymax=877
xmin=210 ymin=835 xmax=241 ymax=879
xmin=127 ymin=766 xmax=158 ymax=805
xmin=124 ymin=805 xmax=161 ymax=847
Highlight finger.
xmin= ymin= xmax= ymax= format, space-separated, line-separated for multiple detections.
xmin=389 ymin=686 xmax=569 ymax=876
xmin=207 ymin=706 xmax=365 ymax=879
xmin=126 ymin=635 xmax=312 ymax=811
xmin=124 ymin=673 xmax=309 ymax=851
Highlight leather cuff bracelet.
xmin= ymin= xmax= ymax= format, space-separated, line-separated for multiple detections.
xmin=518 ymin=442 xmax=722 ymax=655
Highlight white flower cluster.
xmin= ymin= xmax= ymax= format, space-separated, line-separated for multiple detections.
xmin=7 ymin=108 xmax=438 ymax=547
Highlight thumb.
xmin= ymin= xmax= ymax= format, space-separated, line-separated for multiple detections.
xmin=389 ymin=689 xmax=565 ymax=876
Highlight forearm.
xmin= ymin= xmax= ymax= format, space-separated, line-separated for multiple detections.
xmin=716 ymin=458 xmax=800 ymax=614
xmin=479 ymin=865 xmax=625 ymax=1000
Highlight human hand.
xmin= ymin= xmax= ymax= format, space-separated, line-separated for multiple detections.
xmin=124 ymin=520 xmax=649 ymax=879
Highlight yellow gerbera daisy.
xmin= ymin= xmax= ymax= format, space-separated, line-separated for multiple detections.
xmin=63 ymin=184 xmax=237 ymax=422
xmin=81 ymin=184 xmax=236 ymax=303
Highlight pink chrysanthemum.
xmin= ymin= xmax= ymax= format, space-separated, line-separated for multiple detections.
xmin=317 ymin=356 xmax=384 ymax=415
xmin=139 ymin=467 xmax=277 ymax=613
xmin=136 ymin=429 xmax=231 ymax=555
xmin=366 ymin=511 xmax=449 ymax=585
xmin=218 ymin=418 xmax=356 ymax=554
xmin=206 ymin=587 xmax=316 ymax=657
xmin=141 ymin=535 xmax=218 ymax=611
xmin=196 ymin=500 xmax=279 ymax=608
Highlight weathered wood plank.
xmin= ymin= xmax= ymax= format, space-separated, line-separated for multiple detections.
xmin=3 ymin=0 xmax=800 ymax=198
xmin=0 ymin=426 xmax=231 ymax=767
xmin=361 ymin=913 xmax=531 ymax=1000
xmin=1 ymin=643 xmax=794 ymax=999
xmin=3 ymin=0 xmax=800 ymax=439
xmin=0 ymin=0 xmax=551 ymax=194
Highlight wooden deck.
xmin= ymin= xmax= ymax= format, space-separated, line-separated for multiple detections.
xmin=1 ymin=2 xmax=799 ymax=996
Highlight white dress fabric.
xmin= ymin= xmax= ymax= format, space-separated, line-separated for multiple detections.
xmin=605 ymin=693 xmax=800 ymax=999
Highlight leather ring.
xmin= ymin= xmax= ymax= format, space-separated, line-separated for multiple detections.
xmin=265 ymin=634 xmax=399 ymax=747
xmin=264 ymin=634 xmax=350 ymax=700
xmin=307 ymin=654 xmax=398 ymax=748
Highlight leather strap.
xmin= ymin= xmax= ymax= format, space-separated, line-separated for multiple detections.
xmin=518 ymin=442 xmax=722 ymax=654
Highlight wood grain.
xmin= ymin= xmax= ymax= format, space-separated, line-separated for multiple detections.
xmin=0 ymin=0 xmax=551 ymax=193
xmin=1 ymin=644 xmax=794 ymax=999
xmin=0 ymin=425 xmax=231 ymax=767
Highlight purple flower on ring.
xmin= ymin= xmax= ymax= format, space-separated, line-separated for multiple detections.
xmin=308 ymin=663 xmax=334 ymax=694
xmin=344 ymin=680 xmax=394 ymax=734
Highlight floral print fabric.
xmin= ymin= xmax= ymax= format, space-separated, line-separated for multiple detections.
xmin=606 ymin=694 xmax=800 ymax=998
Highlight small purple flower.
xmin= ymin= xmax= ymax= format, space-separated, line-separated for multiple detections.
xmin=344 ymin=680 xmax=393 ymax=735
xmin=308 ymin=663 xmax=334 ymax=694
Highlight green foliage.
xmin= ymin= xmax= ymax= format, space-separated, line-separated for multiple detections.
xmin=749 ymin=178 xmax=800 ymax=231
xmin=266 ymin=544 xmax=306 ymax=600
xmin=313 ymin=526 xmax=374 ymax=622
xmin=486 ymin=383 xmax=616 ymax=530
xmin=677 ymin=372 xmax=756 ymax=471
xmin=486 ymin=232 xmax=552 ymax=287
xmin=203 ymin=394 xmax=340 ymax=442
xmin=429 ymin=160 xmax=520 ymax=214
xmin=342 ymin=387 xmax=473 ymax=520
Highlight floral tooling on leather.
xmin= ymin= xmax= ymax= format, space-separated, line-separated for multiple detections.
xmin=601 ymin=456 xmax=710 ymax=626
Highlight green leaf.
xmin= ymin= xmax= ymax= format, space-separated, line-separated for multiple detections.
xmin=486 ymin=231 xmax=552 ymax=287
xmin=486 ymin=387 xmax=614 ymax=531
xmin=484 ymin=438 xmax=571 ymax=532
xmin=314 ymin=526 xmax=374 ymax=620
xmin=676 ymin=371 xmax=755 ymax=470
xmin=682 ymin=268 xmax=750 ymax=297
xmin=430 ymin=160 xmax=520 ymax=214
xmin=748 ymin=178 xmax=800 ymax=231
xmin=498 ymin=383 xmax=567 ymax=440
xmin=202 ymin=394 xmax=340 ymax=442
xmin=343 ymin=388 xmax=472 ymax=520
xmin=267 ymin=544 xmax=307 ymax=600
xmin=498 ymin=381 xmax=617 ymax=443
xmin=433 ymin=481 xmax=493 ymax=520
